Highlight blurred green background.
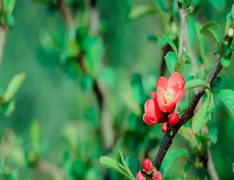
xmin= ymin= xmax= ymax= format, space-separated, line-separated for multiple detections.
xmin=0 ymin=0 xmax=234 ymax=179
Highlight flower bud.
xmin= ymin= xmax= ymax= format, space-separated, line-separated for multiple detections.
xmin=161 ymin=122 xmax=168 ymax=132
xmin=168 ymin=112 xmax=179 ymax=126
xmin=228 ymin=27 xmax=234 ymax=38
xmin=142 ymin=158 xmax=153 ymax=172
xmin=154 ymin=170 xmax=162 ymax=180
xmin=136 ymin=171 xmax=145 ymax=180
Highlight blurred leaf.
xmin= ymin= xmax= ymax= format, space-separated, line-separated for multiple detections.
xmin=161 ymin=149 xmax=189 ymax=176
xmin=2 ymin=99 xmax=15 ymax=116
xmin=207 ymin=0 xmax=226 ymax=11
xmin=186 ymin=14 xmax=197 ymax=46
xmin=185 ymin=79 xmax=210 ymax=90
xmin=179 ymin=126 xmax=199 ymax=148
xmin=122 ymin=91 xmax=141 ymax=115
xmin=178 ymin=0 xmax=192 ymax=10
xmin=30 ymin=119 xmax=41 ymax=152
xmin=125 ymin=156 xmax=139 ymax=177
xmin=221 ymin=57 xmax=231 ymax=68
xmin=165 ymin=51 xmax=178 ymax=74
xmin=129 ymin=5 xmax=155 ymax=19
xmin=199 ymin=21 xmax=222 ymax=45
xmin=218 ymin=89 xmax=234 ymax=116
xmin=192 ymin=93 xmax=213 ymax=133
xmin=119 ymin=150 xmax=133 ymax=178
xmin=99 ymin=156 xmax=131 ymax=179
xmin=159 ymin=34 xmax=177 ymax=54
xmin=153 ymin=0 xmax=168 ymax=11
xmin=80 ymin=75 xmax=93 ymax=91
xmin=207 ymin=127 xmax=218 ymax=144
xmin=3 ymin=72 xmax=26 ymax=102
xmin=3 ymin=0 xmax=16 ymax=14
xmin=196 ymin=22 xmax=207 ymax=62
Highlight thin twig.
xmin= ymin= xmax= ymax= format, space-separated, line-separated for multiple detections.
xmin=177 ymin=2 xmax=187 ymax=57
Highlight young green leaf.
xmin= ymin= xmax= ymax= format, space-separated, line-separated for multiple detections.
xmin=221 ymin=57 xmax=231 ymax=68
xmin=192 ymin=93 xmax=213 ymax=133
xmin=199 ymin=21 xmax=222 ymax=44
xmin=218 ymin=89 xmax=234 ymax=116
xmin=119 ymin=150 xmax=133 ymax=178
xmin=165 ymin=52 xmax=178 ymax=74
xmin=159 ymin=34 xmax=178 ymax=54
xmin=185 ymin=79 xmax=210 ymax=90
xmin=125 ymin=156 xmax=139 ymax=177
xmin=3 ymin=72 xmax=26 ymax=102
xmin=99 ymin=156 xmax=131 ymax=179
xmin=161 ymin=149 xmax=189 ymax=176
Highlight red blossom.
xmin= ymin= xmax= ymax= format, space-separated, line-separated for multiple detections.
xmin=156 ymin=72 xmax=185 ymax=113
xmin=143 ymin=93 xmax=165 ymax=125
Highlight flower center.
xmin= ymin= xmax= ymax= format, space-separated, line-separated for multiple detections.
xmin=164 ymin=89 xmax=174 ymax=103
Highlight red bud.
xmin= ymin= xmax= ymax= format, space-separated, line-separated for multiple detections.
xmin=136 ymin=170 xmax=145 ymax=180
xmin=154 ymin=170 xmax=162 ymax=180
xmin=161 ymin=122 xmax=168 ymax=132
xmin=142 ymin=158 xmax=153 ymax=172
xmin=168 ymin=112 xmax=179 ymax=126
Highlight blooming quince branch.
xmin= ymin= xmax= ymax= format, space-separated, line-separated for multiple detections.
xmin=153 ymin=15 xmax=234 ymax=175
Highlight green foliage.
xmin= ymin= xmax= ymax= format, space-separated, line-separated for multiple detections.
xmin=192 ymin=92 xmax=214 ymax=133
xmin=218 ymin=89 xmax=234 ymax=116
xmin=160 ymin=34 xmax=178 ymax=54
xmin=165 ymin=51 xmax=178 ymax=74
xmin=199 ymin=21 xmax=222 ymax=45
xmin=161 ymin=148 xmax=189 ymax=176
xmin=207 ymin=0 xmax=226 ymax=11
xmin=3 ymin=73 xmax=26 ymax=102
xmin=221 ymin=57 xmax=231 ymax=68
xmin=185 ymin=79 xmax=210 ymax=90
xmin=99 ymin=155 xmax=132 ymax=179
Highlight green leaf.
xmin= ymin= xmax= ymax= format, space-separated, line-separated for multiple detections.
xmin=199 ymin=21 xmax=222 ymax=44
xmin=178 ymin=0 xmax=192 ymax=10
xmin=153 ymin=0 xmax=168 ymax=11
xmin=165 ymin=52 xmax=178 ymax=74
xmin=3 ymin=0 xmax=16 ymax=14
xmin=207 ymin=127 xmax=218 ymax=144
xmin=207 ymin=0 xmax=226 ymax=11
xmin=3 ymin=72 xmax=26 ymax=102
xmin=129 ymin=5 xmax=155 ymax=19
xmin=218 ymin=89 xmax=234 ymax=115
xmin=99 ymin=156 xmax=131 ymax=179
xmin=192 ymin=93 xmax=213 ymax=133
xmin=159 ymin=34 xmax=177 ymax=54
xmin=185 ymin=79 xmax=210 ymax=90
xmin=2 ymin=99 xmax=15 ymax=116
xmin=30 ymin=119 xmax=41 ymax=152
xmin=125 ymin=156 xmax=139 ymax=177
xmin=221 ymin=57 xmax=231 ymax=68
xmin=161 ymin=149 xmax=189 ymax=175
xmin=119 ymin=150 xmax=133 ymax=178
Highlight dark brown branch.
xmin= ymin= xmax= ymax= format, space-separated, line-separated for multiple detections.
xmin=154 ymin=57 xmax=223 ymax=169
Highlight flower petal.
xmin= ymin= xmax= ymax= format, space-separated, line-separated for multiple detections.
xmin=168 ymin=72 xmax=185 ymax=90
xmin=157 ymin=77 xmax=168 ymax=90
xmin=156 ymin=87 xmax=166 ymax=112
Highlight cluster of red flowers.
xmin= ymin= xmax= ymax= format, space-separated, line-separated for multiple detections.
xmin=136 ymin=158 xmax=162 ymax=180
xmin=143 ymin=72 xmax=185 ymax=132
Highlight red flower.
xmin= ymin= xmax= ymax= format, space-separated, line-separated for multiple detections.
xmin=156 ymin=72 xmax=185 ymax=113
xmin=143 ymin=93 xmax=164 ymax=125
